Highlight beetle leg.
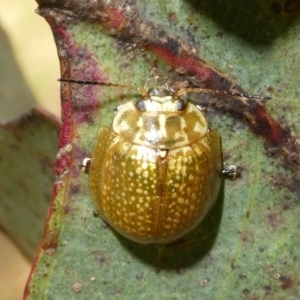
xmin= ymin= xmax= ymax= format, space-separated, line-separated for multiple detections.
xmin=80 ymin=157 xmax=91 ymax=172
xmin=222 ymin=165 xmax=237 ymax=179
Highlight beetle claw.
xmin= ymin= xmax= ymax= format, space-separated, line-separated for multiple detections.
xmin=80 ymin=158 xmax=91 ymax=172
xmin=222 ymin=165 xmax=237 ymax=179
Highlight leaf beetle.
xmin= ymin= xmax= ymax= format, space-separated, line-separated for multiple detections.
xmin=60 ymin=78 xmax=240 ymax=243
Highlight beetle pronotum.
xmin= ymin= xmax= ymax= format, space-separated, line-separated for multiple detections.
xmin=59 ymin=78 xmax=269 ymax=243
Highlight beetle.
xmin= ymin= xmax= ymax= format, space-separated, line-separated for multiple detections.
xmin=60 ymin=79 xmax=243 ymax=243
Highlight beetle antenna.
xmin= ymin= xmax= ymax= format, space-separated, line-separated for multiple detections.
xmin=58 ymin=78 xmax=149 ymax=98
xmin=174 ymin=88 xmax=271 ymax=101
xmin=58 ymin=78 xmax=138 ymax=90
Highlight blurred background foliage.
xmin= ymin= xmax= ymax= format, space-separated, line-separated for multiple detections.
xmin=0 ymin=1 xmax=60 ymax=121
xmin=0 ymin=1 xmax=59 ymax=299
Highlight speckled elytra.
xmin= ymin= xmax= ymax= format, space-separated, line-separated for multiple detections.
xmin=60 ymin=79 xmax=238 ymax=243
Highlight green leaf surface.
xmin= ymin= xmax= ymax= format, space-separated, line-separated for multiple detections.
xmin=26 ymin=0 xmax=300 ymax=299
xmin=0 ymin=108 xmax=60 ymax=260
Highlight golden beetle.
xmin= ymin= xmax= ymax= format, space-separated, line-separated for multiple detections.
xmin=60 ymin=79 xmax=237 ymax=243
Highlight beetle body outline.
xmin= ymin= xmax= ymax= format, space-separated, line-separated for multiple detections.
xmin=88 ymin=86 xmax=223 ymax=243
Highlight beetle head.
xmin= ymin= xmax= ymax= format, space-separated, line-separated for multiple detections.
xmin=135 ymin=86 xmax=187 ymax=113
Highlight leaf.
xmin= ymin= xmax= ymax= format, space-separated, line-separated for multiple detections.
xmin=25 ymin=1 xmax=300 ymax=299
xmin=0 ymin=108 xmax=60 ymax=260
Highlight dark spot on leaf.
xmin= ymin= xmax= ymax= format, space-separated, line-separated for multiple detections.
xmin=156 ymin=26 xmax=166 ymax=38
xmin=280 ymin=275 xmax=293 ymax=289
xmin=243 ymin=288 xmax=250 ymax=294
xmin=258 ymin=247 xmax=265 ymax=253
xmin=264 ymin=285 xmax=272 ymax=295
xmin=87 ymin=115 xmax=95 ymax=126
xmin=64 ymin=204 xmax=73 ymax=215
xmin=167 ymin=12 xmax=177 ymax=23
xmin=266 ymin=212 xmax=283 ymax=231
xmin=166 ymin=37 xmax=180 ymax=55
xmin=231 ymin=260 xmax=236 ymax=269
xmin=281 ymin=197 xmax=291 ymax=210
xmin=92 ymin=250 xmax=108 ymax=267
xmin=241 ymin=230 xmax=254 ymax=243
xmin=70 ymin=185 xmax=79 ymax=195
xmin=270 ymin=173 xmax=288 ymax=187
